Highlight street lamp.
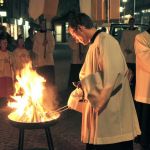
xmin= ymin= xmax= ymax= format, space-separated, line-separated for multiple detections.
xmin=0 ymin=11 xmax=7 ymax=24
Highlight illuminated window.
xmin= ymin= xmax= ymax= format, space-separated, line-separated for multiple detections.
xmin=55 ymin=25 xmax=62 ymax=42
xmin=0 ymin=0 xmax=4 ymax=6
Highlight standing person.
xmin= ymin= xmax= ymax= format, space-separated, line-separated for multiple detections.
xmin=0 ymin=36 xmax=14 ymax=104
xmin=13 ymin=36 xmax=31 ymax=75
xmin=67 ymin=13 xmax=141 ymax=150
xmin=134 ymin=26 xmax=150 ymax=150
xmin=32 ymin=19 xmax=55 ymax=86
xmin=68 ymin=35 xmax=88 ymax=90
xmin=120 ymin=17 xmax=140 ymax=96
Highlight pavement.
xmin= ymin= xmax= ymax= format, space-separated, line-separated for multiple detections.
xmin=0 ymin=43 xmax=142 ymax=150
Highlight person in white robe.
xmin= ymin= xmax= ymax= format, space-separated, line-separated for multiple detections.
xmin=67 ymin=35 xmax=88 ymax=90
xmin=67 ymin=12 xmax=141 ymax=150
xmin=0 ymin=36 xmax=14 ymax=104
xmin=13 ymin=36 xmax=31 ymax=75
xmin=120 ymin=17 xmax=140 ymax=96
xmin=32 ymin=19 xmax=55 ymax=86
xmin=134 ymin=26 xmax=150 ymax=150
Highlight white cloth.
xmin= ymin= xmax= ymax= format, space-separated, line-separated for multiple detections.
xmin=120 ymin=29 xmax=140 ymax=63
xmin=68 ymin=32 xmax=141 ymax=144
xmin=28 ymin=0 xmax=45 ymax=20
xmin=134 ymin=31 xmax=150 ymax=104
xmin=13 ymin=48 xmax=30 ymax=72
xmin=68 ymin=88 xmax=83 ymax=110
xmin=0 ymin=51 xmax=13 ymax=78
xmin=80 ymin=0 xmax=91 ymax=18
xmin=32 ymin=31 xmax=55 ymax=67
xmin=44 ymin=0 xmax=59 ymax=20
xmin=28 ymin=0 xmax=58 ymax=20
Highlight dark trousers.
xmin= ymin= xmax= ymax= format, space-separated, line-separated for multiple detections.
xmin=36 ymin=65 xmax=55 ymax=86
xmin=86 ymin=140 xmax=133 ymax=150
xmin=134 ymin=101 xmax=150 ymax=148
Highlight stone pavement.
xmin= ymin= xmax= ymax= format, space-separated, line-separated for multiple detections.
xmin=0 ymin=43 xmax=142 ymax=150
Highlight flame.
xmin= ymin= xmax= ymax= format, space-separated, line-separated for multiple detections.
xmin=8 ymin=62 xmax=60 ymax=123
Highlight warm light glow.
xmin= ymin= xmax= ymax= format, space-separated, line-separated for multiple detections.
xmin=120 ymin=7 xmax=124 ymax=13
xmin=0 ymin=11 xmax=7 ymax=17
xmin=122 ymin=0 xmax=127 ymax=2
xmin=55 ymin=25 xmax=62 ymax=42
xmin=8 ymin=62 xmax=60 ymax=123
xmin=18 ymin=18 xmax=23 ymax=26
xmin=0 ymin=0 xmax=4 ymax=6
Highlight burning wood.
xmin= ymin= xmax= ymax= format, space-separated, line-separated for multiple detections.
xmin=8 ymin=62 xmax=60 ymax=123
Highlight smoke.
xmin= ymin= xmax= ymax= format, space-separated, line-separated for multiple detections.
xmin=42 ymin=85 xmax=60 ymax=111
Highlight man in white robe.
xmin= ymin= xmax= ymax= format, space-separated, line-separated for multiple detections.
xmin=32 ymin=19 xmax=55 ymax=86
xmin=67 ymin=13 xmax=141 ymax=150
xmin=134 ymin=26 xmax=150 ymax=150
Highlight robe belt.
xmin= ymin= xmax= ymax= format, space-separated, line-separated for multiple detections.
xmin=78 ymin=83 xmax=122 ymax=103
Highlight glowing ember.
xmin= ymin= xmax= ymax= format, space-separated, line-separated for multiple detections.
xmin=8 ymin=62 xmax=60 ymax=123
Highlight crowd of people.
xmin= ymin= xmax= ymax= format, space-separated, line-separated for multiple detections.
xmin=0 ymin=12 xmax=150 ymax=150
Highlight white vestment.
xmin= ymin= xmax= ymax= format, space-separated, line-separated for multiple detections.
xmin=32 ymin=31 xmax=55 ymax=67
xmin=134 ymin=31 xmax=150 ymax=104
xmin=0 ymin=51 xmax=13 ymax=78
xmin=68 ymin=32 xmax=141 ymax=144
xmin=13 ymin=48 xmax=30 ymax=72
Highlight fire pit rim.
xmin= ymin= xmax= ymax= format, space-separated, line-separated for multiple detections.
xmin=8 ymin=116 xmax=59 ymax=129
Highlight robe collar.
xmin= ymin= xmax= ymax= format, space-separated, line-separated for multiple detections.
xmin=90 ymin=30 xmax=102 ymax=44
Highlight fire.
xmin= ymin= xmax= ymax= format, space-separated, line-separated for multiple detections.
xmin=8 ymin=62 xmax=60 ymax=123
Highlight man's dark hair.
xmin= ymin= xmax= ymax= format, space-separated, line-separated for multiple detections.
xmin=67 ymin=12 xmax=94 ymax=30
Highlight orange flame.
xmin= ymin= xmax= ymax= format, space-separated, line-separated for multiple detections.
xmin=8 ymin=62 xmax=60 ymax=123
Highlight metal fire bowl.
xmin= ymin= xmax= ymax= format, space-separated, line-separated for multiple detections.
xmin=8 ymin=116 xmax=59 ymax=129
